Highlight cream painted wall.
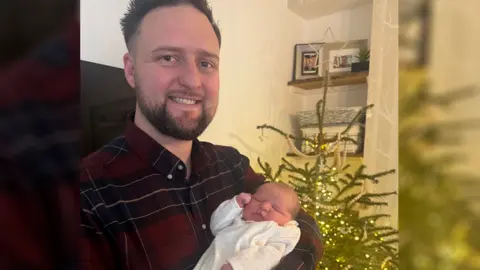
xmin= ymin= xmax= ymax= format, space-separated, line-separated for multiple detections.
xmin=285 ymin=4 xmax=373 ymax=173
xmin=362 ymin=0 xmax=398 ymax=228
xmin=80 ymin=0 xmax=129 ymax=68
xmin=80 ymin=0 xmax=308 ymax=171
xmin=430 ymin=0 xmax=480 ymax=176
xmin=430 ymin=0 xmax=480 ymax=213
xmin=295 ymin=4 xmax=373 ymax=111
xmin=306 ymin=3 xmax=373 ymax=42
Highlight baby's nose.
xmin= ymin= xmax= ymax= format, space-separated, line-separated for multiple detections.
xmin=260 ymin=203 xmax=271 ymax=211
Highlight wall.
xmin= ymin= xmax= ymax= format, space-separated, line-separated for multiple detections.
xmin=362 ymin=0 xmax=398 ymax=228
xmin=429 ymin=0 xmax=480 ymax=211
xmin=285 ymin=4 xmax=373 ymax=177
xmin=297 ymin=4 xmax=373 ymax=111
xmin=80 ymin=0 xmax=129 ymax=67
xmin=80 ymin=0 xmax=308 ymax=171
xmin=430 ymin=0 xmax=480 ymax=175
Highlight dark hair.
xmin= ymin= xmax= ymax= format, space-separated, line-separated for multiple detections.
xmin=120 ymin=0 xmax=221 ymax=51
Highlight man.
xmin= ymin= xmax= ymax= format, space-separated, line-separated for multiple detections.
xmin=80 ymin=0 xmax=323 ymax=269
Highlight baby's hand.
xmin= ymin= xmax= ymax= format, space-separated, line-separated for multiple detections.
xmin=235 ymin=193 xmax=251 ymax=208
xmin=221 ymin=263 xmax=233 ymax=270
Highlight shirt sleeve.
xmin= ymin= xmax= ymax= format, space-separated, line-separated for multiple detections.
xmin=244 ymin=166 xmax=324 ymax=270
xmin=0 ymin=159 xmax=77 ymax=269
xmin=79 ymin=169 xmax=117 ymax=270
xmin=210 ymin=196 xmax=243 ymax=236
xmin=0 ymin=19 xmax=80 ymax=269
xmin=227 ymin=225 xmax=301 ymax=270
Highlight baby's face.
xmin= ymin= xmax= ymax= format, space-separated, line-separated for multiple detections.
xmin=242 ymin=183 xmax=297 ymax=226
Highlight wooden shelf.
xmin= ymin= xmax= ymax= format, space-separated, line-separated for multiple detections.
xmin=286 ymin=152 xmax=363 ymax=158
xmin=287 ymin=72 xmax=368 ymax=90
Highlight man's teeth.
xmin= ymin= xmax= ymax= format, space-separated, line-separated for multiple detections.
xmin=171 ymin=97 xmax=196 ymax=105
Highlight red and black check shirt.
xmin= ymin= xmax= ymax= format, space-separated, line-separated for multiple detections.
xmin=0 ymin=18 xmax=79 ymax=269
xmin=80 ymin=119 xmax=323 ymax=270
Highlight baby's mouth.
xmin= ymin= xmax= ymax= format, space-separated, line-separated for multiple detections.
xmin=253 ymin=213 xmax=264 ymax=220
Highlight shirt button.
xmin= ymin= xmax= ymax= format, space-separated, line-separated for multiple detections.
xmin=202 ymin=224 xmax=207 ymax=230
xmin=167 ymin=174 xmax=173 ymax=180
xmin=178 ymin=164 xmax=183 ymax=170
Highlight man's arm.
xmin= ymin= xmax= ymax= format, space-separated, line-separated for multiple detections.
xmin=244 ymin=167 xmax=324 ymax=270
xmin=79 ymin=169 xmax=117 ymax=270
xmin=80 ymin=205 xmax=116 ymax=270
xmin=0 ymin=18 xmax=79 ymax=269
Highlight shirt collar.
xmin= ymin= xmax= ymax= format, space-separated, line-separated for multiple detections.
xmin=124 ymin=113 xmax=213 ymax=175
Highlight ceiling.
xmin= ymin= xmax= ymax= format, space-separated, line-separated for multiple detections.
xmin=287 ymin=0 xmax=372 ymax=20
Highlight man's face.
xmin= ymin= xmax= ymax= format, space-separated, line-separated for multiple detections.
xmin=124 ymin=5 xmax=220 ymax=140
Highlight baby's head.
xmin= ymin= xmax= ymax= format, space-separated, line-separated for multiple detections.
xmin=243 ymin=182 xmax=300 ymax=226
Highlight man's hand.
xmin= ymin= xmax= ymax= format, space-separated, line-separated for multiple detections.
xmin=221 ymin=263 xmax=233 ymax=270
xmin=235 ymin=193 xmax=251 ymax=208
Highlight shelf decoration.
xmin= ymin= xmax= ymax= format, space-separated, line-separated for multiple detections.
xmin=293 ymin=43 xmax=324 ymax=80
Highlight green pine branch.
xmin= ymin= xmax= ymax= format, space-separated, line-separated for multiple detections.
xmin=256 ymin=124 xmax=316 ymax=144
xmin=369 ymin=226 xmax=398 ymax=233
xmin=363 ymin=191 xmax=398 ymax=198
xmin=338 ymin=178 xmax=349 ymax=186
xmin=356 ymin=198 xmax=389 ymax=207
xmin=376 ymin=230 xmax=399 ymax=238
xmin=341 ymin=104 xmax=374 ymax=136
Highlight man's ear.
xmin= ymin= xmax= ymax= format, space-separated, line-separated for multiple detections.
xmin=123 ymin=52 xmax=136 ymax=89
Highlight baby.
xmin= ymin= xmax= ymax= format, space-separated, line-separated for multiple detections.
xmin=194 ymin=182 xmax=301 ymax=270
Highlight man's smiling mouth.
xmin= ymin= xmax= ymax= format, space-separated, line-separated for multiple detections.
xmin=169 ymin=97 xmax=199 ymax=105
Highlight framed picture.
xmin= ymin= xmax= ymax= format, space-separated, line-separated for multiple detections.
xmin=322 ymin=39 xmax=368 ymax=75
xmin=292 ymin=43 xmax=324 ymax=80
xmin=301 ymin=52 xmax=319 ymax=75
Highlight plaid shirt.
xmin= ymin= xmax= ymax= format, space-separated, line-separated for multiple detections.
xmin=80 ymin=119 xmax=323 ymax=270
xmin=0 ymin=19 xmax=79 ymax=269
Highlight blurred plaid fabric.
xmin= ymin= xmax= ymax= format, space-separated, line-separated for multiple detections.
xmin=0 ymin=18 xmax=79 ymax=269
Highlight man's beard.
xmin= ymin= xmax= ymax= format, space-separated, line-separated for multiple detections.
xmin=136 ymin=91 xmax=214 ymax=141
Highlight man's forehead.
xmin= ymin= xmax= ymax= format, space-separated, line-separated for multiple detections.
xmin=137 ymin=5 xmax=219 ymax=52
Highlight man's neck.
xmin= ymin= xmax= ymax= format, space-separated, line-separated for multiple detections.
xmin=133 ymin=110 xmax=192 ymax=176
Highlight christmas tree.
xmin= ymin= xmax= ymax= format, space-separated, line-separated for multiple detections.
xmin=400 ymin=1 xmax=480 ymax=268
xmin=255 ymin=70 xmax=398 ymax=269
xmin=399 ymin=69 xmax=480 ymax=270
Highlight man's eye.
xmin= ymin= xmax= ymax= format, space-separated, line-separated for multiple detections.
xmin=200 ymin=61 xmax=214 ymax=69
xmin=158 ymin=55 xmax=178 ymax=63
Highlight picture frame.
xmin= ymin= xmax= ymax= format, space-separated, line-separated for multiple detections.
xmin=322 ymin=39 xmax=369 ymax=75
xmin=292 ymin=43 xmax=324 ymax=80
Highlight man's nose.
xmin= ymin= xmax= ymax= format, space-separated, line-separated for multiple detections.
xmin=178 ymin=61 xmax=201 ymax=90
